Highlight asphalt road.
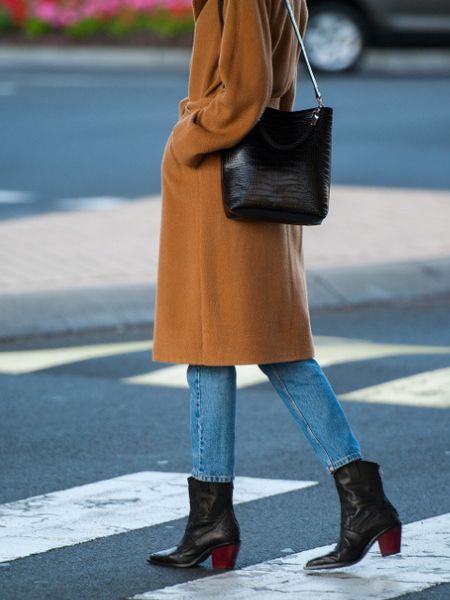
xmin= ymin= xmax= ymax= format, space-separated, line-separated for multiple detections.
xmin=0 ymin=295 xmax=449 ymax=599
xmin=1 ymin=63 xmax=450 ymax=221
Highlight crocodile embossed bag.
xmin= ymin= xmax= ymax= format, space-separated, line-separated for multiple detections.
xmin=219 ymin=0 xmax=333 ymax=225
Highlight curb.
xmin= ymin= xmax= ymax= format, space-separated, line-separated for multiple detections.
xmin=307 ymin=256 xmax=450 ymax=308
xmin=0 ymin=45 xmax=191 ymax=68
xmin=0 ymin=256 xmax=449 ymax=343
xmin=1 ymin=45 xmax=450 ymax=74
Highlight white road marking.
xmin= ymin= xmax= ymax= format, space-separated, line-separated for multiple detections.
xmin=131 ymin=512 xmax=450 ymax=600
xmin=123 ymin=363 xmax=270 ymax=389
xmin=0 ymin=472 xmax=317 ymax=563
xmin=124 ymin=336 xmax=450 ymax=404
xmin=1 ymin=336 xmax=448 ymax=408
xmin=0 ymin=190 xmax=34 ymax=204
xmin=57 ymin=196 xmax=127 ymax=210
xmin=313 ymin=335 xmax=450 ymax=368
xmin=1 ymin=336 xmax=447 ymax=378
xmin=0 ymin=340 xmax=152 ymax=375
xmin=340 ymin=366 xmax=450 ymax=408
xmin=124 ymin=363 xmax=189 ymax=387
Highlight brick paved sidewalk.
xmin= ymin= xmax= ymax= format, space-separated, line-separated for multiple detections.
xmin=1 ymin=184 xmax=449 ymax=340
xmin=2 ymin=184 xmax=449 ymax=294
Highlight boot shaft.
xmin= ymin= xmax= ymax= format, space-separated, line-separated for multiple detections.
xmin=334 ymin=460 xmax=385 ymax=503
xmin=333 ymin=460 xmax=399 ymax=526
xmin=185 ymin=476 xmax=240 ymax=541
xmin=187 ymin=476 xmax=236 ymax=517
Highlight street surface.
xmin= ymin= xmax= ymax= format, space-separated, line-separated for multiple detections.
xmin=1 ymin=296 xmax=449 ymax=599
xmin=0 ymin=64 xmax=449 ymax=221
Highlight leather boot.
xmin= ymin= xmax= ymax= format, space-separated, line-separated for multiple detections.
xmin=148 ymin=475 xmax=241 ymax=569
xmin=304 ymin=459 xmax=402 ymax=570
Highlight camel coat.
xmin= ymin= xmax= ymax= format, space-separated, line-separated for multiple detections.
xmin=152 ymin=0 xmax=316 ymax=366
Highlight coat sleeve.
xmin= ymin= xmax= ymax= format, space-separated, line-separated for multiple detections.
xmin=278 ymin=74 xmax=297 ymax=112
xmin=178 ymin=95 xmax=189 ymax=119
xmin=170 ymin=0 xmax=273 ymax=168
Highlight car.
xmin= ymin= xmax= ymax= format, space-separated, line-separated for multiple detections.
xmin=303 ymin=0 xmax=450 ymax=73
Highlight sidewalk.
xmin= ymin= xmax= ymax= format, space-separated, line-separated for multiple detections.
xmin=1 ymin=184 xmax=449 ymax=341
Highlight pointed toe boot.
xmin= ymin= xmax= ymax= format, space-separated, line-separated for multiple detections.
xmin=304 ymin=459 xmax=402 ymax=570
xmin=148 ymin=476 xmax=241 ymax=569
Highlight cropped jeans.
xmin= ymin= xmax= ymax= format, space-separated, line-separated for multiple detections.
xmin=187 ymin=358 xmax=363 ymax=482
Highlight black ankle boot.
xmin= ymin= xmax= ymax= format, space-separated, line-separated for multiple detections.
xmin=148 ymin=476 xmax=241 ymax=569
xmin=304 ymin=459 xmax=402 ymax=570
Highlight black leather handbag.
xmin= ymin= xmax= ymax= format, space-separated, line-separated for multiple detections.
xmin=219 ymin=0 xmax=333 ymax=225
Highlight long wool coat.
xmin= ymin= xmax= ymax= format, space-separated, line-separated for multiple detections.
xmin=152 ymin=0 xmax=316 ymax=366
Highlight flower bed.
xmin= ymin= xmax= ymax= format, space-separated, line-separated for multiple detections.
xmin=0 ymin=0 xmax=194 ymax=45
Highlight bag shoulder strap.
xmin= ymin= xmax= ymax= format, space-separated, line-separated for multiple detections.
xmin=218 ymin=0 xmax=323 ymax=107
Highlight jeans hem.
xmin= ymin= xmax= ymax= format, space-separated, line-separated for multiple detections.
xmin=328 ymin=452 xmax=364 ymax=474
xmin=191 ymin=470 xmax=234 ymax=483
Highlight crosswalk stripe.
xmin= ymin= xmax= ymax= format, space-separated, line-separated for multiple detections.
xmin=122 ymin=336 xmax=450 ymax=388
xmin=313 ymin=335 xmax=450 ymax=367
xmin=340 ymin=366 xmax=450 ymax=408
xmin=130 ymin=512 xmax=450 ymax=600
xmin=0 ymin=190 xmax=34 ymax=204
xmin=123 ymin=363 xmax=270 ymax=389
xmin=1 ymin=336 xmax=448 ymax=408
xmin=1 ymin=336 xmax=448 ymax=379
xmin=0 ymin=340 xmax=152 ymax=374
xmin=0 ymin=472 xmax=317 ymax=564
xmin=57 ymin=196 xmax=127 ymax=210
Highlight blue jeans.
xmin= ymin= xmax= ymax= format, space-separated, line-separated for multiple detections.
xmin=187 ymin=358 xmax=363 ymax=482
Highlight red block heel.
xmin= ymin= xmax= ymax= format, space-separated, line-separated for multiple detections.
xmin=211 ymin=542 xmax=240 ymax=569
xmin=377 ymin=524 xmax=402 ymax=556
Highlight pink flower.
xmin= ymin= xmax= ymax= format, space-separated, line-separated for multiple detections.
xmin=26 ymin=0 xmax=192 ymax=27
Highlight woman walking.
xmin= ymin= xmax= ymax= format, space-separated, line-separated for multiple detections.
xmin=149 ymin=0 xmax=401 ymax=571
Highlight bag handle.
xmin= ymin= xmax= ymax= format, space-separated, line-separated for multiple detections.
xmin=218 ymin=0 xmax=324 ymax=108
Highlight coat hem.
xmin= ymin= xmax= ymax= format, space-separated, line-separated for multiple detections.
xmin=151 ymin=347 xmax=316 ymax=367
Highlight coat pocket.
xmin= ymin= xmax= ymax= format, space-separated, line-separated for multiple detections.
xmin=167 ymin=134 xmax=181 ymax=166
xmin=162 ymin=133 xmax=181 ymax=172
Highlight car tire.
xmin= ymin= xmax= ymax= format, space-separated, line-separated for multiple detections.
xmin=304 ymin=2 xmax=369 ymax=73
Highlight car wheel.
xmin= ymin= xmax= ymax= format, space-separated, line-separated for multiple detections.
xmin=304 ymin=2 xmax=369 ymax=73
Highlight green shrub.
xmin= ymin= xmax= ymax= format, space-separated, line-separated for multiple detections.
xmin=23 ymin=18 xmax=52 ymax=36
xmin=65 ymin=18 xmax=104 ymax=38
xmin=0 ymin=8 xmax=14 ymax=32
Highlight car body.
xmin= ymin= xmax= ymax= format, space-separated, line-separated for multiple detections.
xmin=303 ymin=0 xmax=450 ymax=72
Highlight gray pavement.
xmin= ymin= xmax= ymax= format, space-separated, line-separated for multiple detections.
xmin=1 ymin=297 xmax=449 ymax=599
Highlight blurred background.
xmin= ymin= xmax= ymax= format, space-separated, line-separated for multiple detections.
xmin=1 ymin=4 xmax=450 ymax=598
